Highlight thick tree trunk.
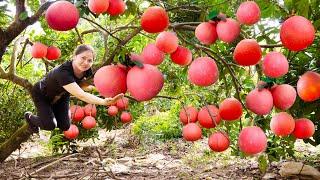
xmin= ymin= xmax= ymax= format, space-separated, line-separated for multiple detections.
xmin=0 ymin=124 xmax=32 ymax=162
xmin=0 ymin=0 xmax=54 ymax=162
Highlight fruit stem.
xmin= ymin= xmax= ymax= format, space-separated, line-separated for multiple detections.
xmin=182 ymin=106 xmax=191 ymax=124
xmin=250 ymin=118 xmax=255 ymax=126
xmin=204 ymin=104 xmax=218 ymax=128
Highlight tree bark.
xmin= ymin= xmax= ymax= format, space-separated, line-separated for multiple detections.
xmin=0 ymin=0 xmax=54 ymax=62
xmin=0 ymin=124 xmax=33 ymax=162
xmin=0 ymin=0 xmax=54 ymax=162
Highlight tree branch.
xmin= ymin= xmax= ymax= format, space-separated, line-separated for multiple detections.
xmin=1 ymin=1 xmax=55 ymax=62
xmin=113 ymin=25 xmax=139 ymax=32
xmin=260 ymin=44 xmax=283 ymax=48
xmin=0 ymin=37 xmax=33 ymax=91
xmin=0 ymin=65 xmax=6 ymax=77
xmin=199 ymin=46 xmax=242 ymax=95
xmin=14 ymin=0 xmax=26 ymax=21
xmin=26 ymin=1 xmax=55 ymax=24
xmin=111 ymin=17 xmax=140 ymax=34
xmin=154 ymin=95 xmax=180 ymax=100
xmin=42 ymin=58 xmax=55 ymax=68
xmin=28 ymin=173 xmax=81 ymax=179
xmin=82 ymin=17 xmax=121 ymax=42
xmin=81 ymin=29 xmax=100 ymax=36
xmin=0 ymin=73 xmax=33 ymax=92
xmin=75 ymin=29 xmax=101 ymax=44
xmin=170 ymin=22 xmax=200 ymax=31
xmin=91 ymin=27 xmax=142 ymax=72
xmin=199 ymin=47 xmax=254 ymax=123
xmin=171 ymin=22 xmax=201 ymax=27
xmin=8 ymin=37 xmax=23 ymax=75
xmin=172 ymin=25 xmax=196 ymax=31
xmin=102 ymin=27 xmax=142 ymax=67
xmin=75 ymin=28 xmax=84 ymax=44
xmin=102 ymin=33 xmax=109 ymax=62
xmin=28 ymin=153 xmax=79 ymax=176
xmin=176 ymin=33 xmax=243 ymax=90
xmin=166 ymin=5 xmax=201 ymax=12
xmin=16 ymin=38 xmax=29 ymax=67
xmin=269 ymin=0 xmax=289 ymax=15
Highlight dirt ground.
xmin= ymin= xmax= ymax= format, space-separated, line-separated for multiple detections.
xmin=1 ymin=126 xmax=319 ymax=180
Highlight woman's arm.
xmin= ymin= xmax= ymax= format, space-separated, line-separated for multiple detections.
xmin=63 ymin=82 xmax=123 ymax=106
xmin=82 ymin=85 xmax=96 ymax=91
xmin=79 ymin=82 xmax=96 ymax=92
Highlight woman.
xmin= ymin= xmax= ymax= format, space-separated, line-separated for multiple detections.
xmin=25 ymin=44 xmax=123 ymax=133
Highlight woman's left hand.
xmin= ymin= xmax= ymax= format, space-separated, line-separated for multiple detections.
xmin=104 ymin=93 xmax=124 ymax=106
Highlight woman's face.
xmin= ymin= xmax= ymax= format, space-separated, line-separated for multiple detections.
xmin=73 ymin=50 xmax=94 ymax=72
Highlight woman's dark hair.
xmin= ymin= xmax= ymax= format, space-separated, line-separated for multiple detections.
xmin=73 ymin=44 xmax=95 ymax=59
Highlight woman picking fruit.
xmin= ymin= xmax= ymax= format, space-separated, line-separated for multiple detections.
xmin=24 ymin=44 xmax=123 ymax=133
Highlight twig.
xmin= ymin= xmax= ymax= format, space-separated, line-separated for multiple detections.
xmin=44 ymin=59 xmax=49 ymax=73
xmin=28 ymin=153 xmax=79 ymax=176
xmin=166 ymin=5 xmax=201 ymax=11
xmin=0 ymin=65 xmax=6 ymax=77
xmin=28 ymin=173 xmax=81 ymax=179
xmin=171 ymin=25 xmax=196 ymax=31
xmin=170 ymin=22 xmax=200 ymax=31
xmin=82 ymin=17 xmax=121 ymax=42
xmin=16 ymin=38 xmax=30 ymax=68
xmin=41 ymin=58 xmax=55 ymax=68
xmin=259 ymin=44 xmax=283 ymax=48
xmin=269 ymin=0 xmax=289 ymax=15
xmin=154 ymin=95 xmax=180 ymax=100
xmin=113 ymin=26 xmax=140 ymax=33
xmin=170 ymin=22 xmax=201 ymax=27
xmin=95 ymin=147 xmax=118 ymax=179
xmin=75 ymin=28 xmax=84 ymax=44
xmin=9 ymin=37 xmax=23 ymax=75
xmin=298 ymin=163 xmax=305 ymax=175
xmin=28 ymin=157 xmax=59 ymax=169
xmin=23 ymin=57 xmax=33 ymax=67
xmin=78 ymin=169 xmax=91 ymax=180
xmin=205 ymin=104 xmax=218 ymax=127
xmin=102 ymin=33 xmax=109 ymax=62
xmin=221 ymin=71 xmax=230 ymax=97
xmin=138 ymin=32 xmax=154 ymax=40
xmin=103 ymin=27 xmax=142 ymax=66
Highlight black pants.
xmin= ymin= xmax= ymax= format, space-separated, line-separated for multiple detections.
xmin=29 ymin=82 xmax=71 ymax=131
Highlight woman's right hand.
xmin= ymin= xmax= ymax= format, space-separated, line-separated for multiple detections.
xmin=104 ymin=93 xmax=124 ymax=106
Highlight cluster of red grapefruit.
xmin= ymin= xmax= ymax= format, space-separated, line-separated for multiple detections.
xmin=33 ymin=1 xmax=317 ymax=150
xmin=31 ymin=42 xmax=61 ymax=60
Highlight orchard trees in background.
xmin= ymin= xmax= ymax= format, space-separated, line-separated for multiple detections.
xmin=0 ymin=0 xmax=319 ymax=167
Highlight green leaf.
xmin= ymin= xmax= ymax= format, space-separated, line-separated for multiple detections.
xmin=258 ymin=155 xmax=268 ymax=174
xmin=296 ymin=0 xmax=309 ymax=17
xmin=19 ymin=11 xmax=28 ymax=21
xmin=207 ymin=9 xmax=219 ymax=20
xmin=110 ymin=15 xmax=120 ymax=21
xmin=75 ymin=0 xmax=84 ymax=7
xmin=244 ymin=113 xmax=250 ymax=119
xmin=133 ymin=60 xmax=144 ymax=68
xmin=27 ymin=0 xmax=40 ymax=13
xmin=313 ymin=19 xmax=320 ymax=30
xmin=261 ymin=76 xmax=275 ymax=83
xmin=0 ymin=4 xmax=8 ymax=11
xmin=79 ymin=7 xmax=91 ymax=17
xmin=125 ymin=1 xmax=137 ymax=16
